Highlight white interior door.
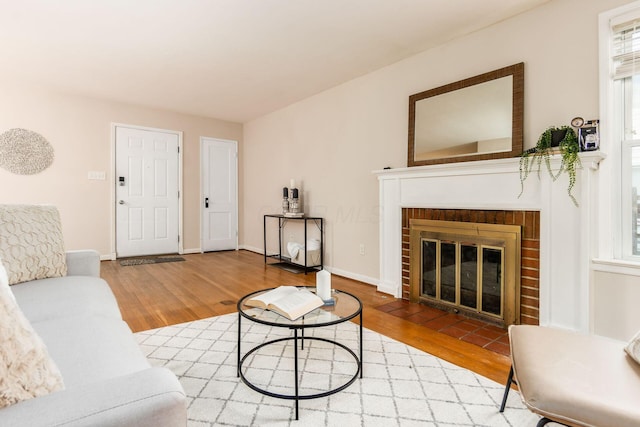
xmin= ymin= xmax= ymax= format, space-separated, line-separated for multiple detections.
xmin=201 ymin=137 xmax=238 ymax=251
xmin=116 ymin=126 xmax=180 ymax=257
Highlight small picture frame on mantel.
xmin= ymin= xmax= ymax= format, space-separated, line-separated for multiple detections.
xmin=578 ymin=120 xmax=600 ymax=151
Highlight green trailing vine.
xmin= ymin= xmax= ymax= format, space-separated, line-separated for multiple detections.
xmin=519 ymin=125 xmax=581 ymax=207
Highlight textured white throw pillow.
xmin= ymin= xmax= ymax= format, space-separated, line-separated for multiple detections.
xmin=0 ymin=257 xmax=8 ymax=287
xmin=0 ymin=257 xmax=15 ymax=303
xmin=0 ymin=276 xmax=64 ymax=407
xmin=625 ymin=330 xmax=640 ymax=365
xmin=0 ymin=205 xmax=67 ymax=285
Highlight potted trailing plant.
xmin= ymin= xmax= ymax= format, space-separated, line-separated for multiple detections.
xmin=519 ymin=125 xmax=581 ymax=206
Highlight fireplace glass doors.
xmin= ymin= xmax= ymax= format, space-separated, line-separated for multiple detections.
xmin=421 ymin=239 xmax=503 ymax=317
xmin=410 ymin=220 xmax=521 ymax=327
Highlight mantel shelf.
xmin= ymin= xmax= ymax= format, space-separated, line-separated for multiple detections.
xmin=373 ymin=151 xmax=606 ymax=180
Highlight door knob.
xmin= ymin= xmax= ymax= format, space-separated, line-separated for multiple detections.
xmin=118 ymin=200 xmax=125 ymax=205
xmin=205 ymin=197 xmax=209 ymax=208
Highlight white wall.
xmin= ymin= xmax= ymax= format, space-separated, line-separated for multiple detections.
xmin=243 ymin=0 xmax=631 ymax=286
xmin=0 ymin=83 xmax=242 ymax=256
xmin=593 ymin=269 xmax=640 ymax=340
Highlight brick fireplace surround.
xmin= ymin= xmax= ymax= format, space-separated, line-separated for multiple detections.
xmin=402 ymin=208 xmax=540 ymax=325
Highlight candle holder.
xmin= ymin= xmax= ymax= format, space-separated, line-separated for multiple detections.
xmin=282 ymin=187 xmax=289 ymax=214
xmin=284 ymin=186 xmax=304 ymax=217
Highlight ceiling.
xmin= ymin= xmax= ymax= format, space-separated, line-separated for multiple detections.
xmin=0 ymin=0 xmax=549 ymax=123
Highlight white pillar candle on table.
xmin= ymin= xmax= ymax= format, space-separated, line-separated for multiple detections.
xmin=290 ymin=178 xmax=295 ymax=189
xmin=316 ymin=269 xmax=331 ymax=300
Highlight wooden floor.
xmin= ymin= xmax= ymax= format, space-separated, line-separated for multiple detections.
xmin=100 ymin=249 xmax=511 ymax=384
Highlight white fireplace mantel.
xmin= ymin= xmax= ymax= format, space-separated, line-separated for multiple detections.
xmin=373 ymin=151 xmax=605 ymax=333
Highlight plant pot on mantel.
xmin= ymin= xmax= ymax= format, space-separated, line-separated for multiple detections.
xmin=519 ymin=125 xmax=581 ymax=206
xmin=550 ymin=128 xmax=568 ymax=147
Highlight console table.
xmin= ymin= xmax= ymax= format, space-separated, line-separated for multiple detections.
xmin=263 ymin=214 xmax=323 ymax=274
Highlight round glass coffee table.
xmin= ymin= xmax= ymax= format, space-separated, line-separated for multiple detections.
xmin=237 ymin=287 xmax=362 ymax=420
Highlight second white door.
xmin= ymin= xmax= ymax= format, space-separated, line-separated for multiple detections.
xmin=201 ymin=137 xmax=238 ymax=252
xmin=116 ymin=126 xmax=180 ymax=257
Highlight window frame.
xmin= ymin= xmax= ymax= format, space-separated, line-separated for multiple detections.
xmin=621 ymin=139 xmax=640 ymax=259
xmin=599 ymin=1 xmax=640 ymax=263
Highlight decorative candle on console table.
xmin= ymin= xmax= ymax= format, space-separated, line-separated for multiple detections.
xmin=290 ymin=178 xmax=296 ymax=189
xmin=316 ymin=269 xmax=332 ymax=301
xmin=282 ymin=187 xmax=289 ymax=214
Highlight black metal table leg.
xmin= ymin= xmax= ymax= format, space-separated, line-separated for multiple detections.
xmin=263 ymin=215 xmax=267 ymax=264
xmin=278 ymin=217 xmax=283 ymax=261
xmin=294 ymin=328 xmax=299 ymax=420
xmin=320 ymin=219 xmax=323 ymax=269
xmin=237 ymin=312 xmax=241 ymax=377
xmin=359 ymin=311 xmax=363 ymax=378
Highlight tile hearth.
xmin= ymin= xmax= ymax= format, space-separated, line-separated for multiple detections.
xmin=376 ymin=300 xmax=510 ymax=357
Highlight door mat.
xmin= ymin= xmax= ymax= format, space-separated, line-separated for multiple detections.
xmin=119 ymin=256 xmax=186 ymax=267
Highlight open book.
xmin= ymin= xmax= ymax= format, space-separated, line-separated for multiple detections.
xmin=244 ymin=286 xmax=324 ymax=320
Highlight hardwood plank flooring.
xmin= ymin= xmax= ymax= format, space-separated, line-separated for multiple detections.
xmin=100 ymin=250 xmax=511 ymax=384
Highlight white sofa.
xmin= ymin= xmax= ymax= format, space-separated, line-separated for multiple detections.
xmin=0 ymin=251 xmax=187 ymax=427
xmin=0 ymin=250 xmax=187 ymax=426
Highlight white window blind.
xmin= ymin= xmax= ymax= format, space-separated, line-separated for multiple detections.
xmin=613 ymin=20 xmax=640 ymax=79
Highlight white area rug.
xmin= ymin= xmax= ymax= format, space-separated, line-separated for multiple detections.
xmin=135 ymin=313 xmax=541 ymax=426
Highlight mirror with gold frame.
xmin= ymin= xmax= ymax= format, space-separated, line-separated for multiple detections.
xmin=408 ymin=63 xmax=524 ymax=167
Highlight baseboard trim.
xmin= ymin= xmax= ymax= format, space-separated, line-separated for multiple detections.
xmin=328 ymin=267 xmax=380 ymax=289
xmin=101 ymin=248 xmax=202 ymax=260
xmin=182 ymin=248 xmax=202 ymax=255
xmin=241 ymin=244 xmax=263 ymax=254
xmin=376 ymin=281 xmax=401 ymax=298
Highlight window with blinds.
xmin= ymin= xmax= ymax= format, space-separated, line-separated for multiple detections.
xmin=611 ymin=12 xmax=640 ymax=258
xmin=613 ymin=20 xmax=640 ymax=80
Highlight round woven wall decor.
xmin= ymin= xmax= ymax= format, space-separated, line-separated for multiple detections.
xmin=0 ymin=128 xmax=54 ymax=175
